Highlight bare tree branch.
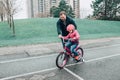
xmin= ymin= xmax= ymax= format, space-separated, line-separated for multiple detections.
xmin=0 ymin=0 xmax=22 ymax=36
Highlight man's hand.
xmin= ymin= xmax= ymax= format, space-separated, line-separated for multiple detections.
xmin=58 ymin=35 xmax=63 ymax=38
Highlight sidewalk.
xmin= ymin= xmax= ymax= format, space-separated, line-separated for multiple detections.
xmin=0 ymin=37 xmax=120 ymax=57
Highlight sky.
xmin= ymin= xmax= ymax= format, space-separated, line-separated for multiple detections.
xmin=14 ymin=0 xmax=95 ymax=19
xmin=80 ymin=0 xmax=95 ymax=18
xmin=80 ymin=0 xmax=94 ymax=9
xmin=13 ymin=0 xmax=28 ymax=19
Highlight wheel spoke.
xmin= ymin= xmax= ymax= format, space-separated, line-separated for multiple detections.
xmin=56 ymin=52 xmax=67 ymax=69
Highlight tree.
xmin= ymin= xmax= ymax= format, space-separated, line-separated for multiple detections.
xmin=50 ymin=6 xmax=58 ymax=17
xmin=50 ymin=0 xmax=75 ymax=18
xmin=0 ymin=0 xmax=21 ymax=36
xmin=91 ymin=0 xmax=120 ymax=20
xmin=0 ymin=0 xmax=5 ymax=21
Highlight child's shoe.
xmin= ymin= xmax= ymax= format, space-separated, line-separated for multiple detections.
xmin=74 ymin=55 xmax=80 ymax=60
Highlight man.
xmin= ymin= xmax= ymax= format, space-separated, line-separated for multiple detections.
xmin=56 ymin=11 xmax=77 ymax=47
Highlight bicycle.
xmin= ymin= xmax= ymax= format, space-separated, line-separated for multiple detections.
xmin=56 ymin=39 xmax=84 ymax=69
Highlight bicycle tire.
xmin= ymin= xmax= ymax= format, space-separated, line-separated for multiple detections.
xmin=76 ymin=47 xmax=84 ymax=57
xmin=56 ymin=52 xmax=68 ymax=69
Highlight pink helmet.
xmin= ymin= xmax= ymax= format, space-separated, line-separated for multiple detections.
xmin=67 ymin=24 xmax=75 ymax=31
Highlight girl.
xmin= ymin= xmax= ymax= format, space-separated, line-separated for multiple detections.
xmin=59 ymin=24 xmax=80 ymax=60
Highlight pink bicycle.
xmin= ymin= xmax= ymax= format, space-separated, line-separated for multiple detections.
xmin=56 ymin=39 xmax=84 ymax=69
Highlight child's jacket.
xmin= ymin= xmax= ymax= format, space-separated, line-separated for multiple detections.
xmin=63 ymin=30 xmax=80 ymax=43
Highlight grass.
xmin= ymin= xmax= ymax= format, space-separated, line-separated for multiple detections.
xmin=0 ymin=18 xmax=120 ymax=47
xmin=76 ymin=19 xmax=120 ymax=39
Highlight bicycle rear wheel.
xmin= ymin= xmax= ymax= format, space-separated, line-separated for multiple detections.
xmin=76 ymin=47 xmax=84 ymax=57
xmin=56 ymin=52 xmax=68 ymax=69
xmin=76 ymin=47 xmax=84 ymax=62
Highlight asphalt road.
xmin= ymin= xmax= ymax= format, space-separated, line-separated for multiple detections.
xmin=0 ymin=41 xmax=120 ymax=80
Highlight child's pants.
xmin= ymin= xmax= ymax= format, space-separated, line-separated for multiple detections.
xmin=65 ymin=40 xmax=78 ymax=56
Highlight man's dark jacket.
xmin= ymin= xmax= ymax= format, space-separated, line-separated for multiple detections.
xmin=57 ymin=16 xmax=77 ymax=36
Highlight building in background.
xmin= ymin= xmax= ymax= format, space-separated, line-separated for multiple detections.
xmin=73 ymin=0 xmax=80 ymax=18
xmin=14 ymin=0 xmax=94 ymax=19
xmin=27 ymin=0 xmax=80 ymax=18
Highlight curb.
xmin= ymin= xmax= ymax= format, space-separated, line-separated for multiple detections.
xmin=0 ymin=37 xmax=120 ymax=58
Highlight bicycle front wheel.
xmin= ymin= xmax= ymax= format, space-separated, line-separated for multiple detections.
xmin=56 ymin=52 xmax=68 ymax=69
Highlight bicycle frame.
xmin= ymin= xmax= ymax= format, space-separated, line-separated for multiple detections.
xmin=56 ymin=38 xmax=84 ymax=69
xmin=63 ymin=38 xmax=80 ymax=57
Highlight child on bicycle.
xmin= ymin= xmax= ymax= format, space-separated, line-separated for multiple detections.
xmin=59 ymin=24 xmax=80 ymax=60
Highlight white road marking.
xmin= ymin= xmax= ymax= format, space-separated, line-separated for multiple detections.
xmin=64 ymin=53 xmax=120 ymax=80
xmin=0 ymin=54 xmax=57 ymax=64
xmin=0 ymin=67 xmax=57 ymax=80
xmin=85 ymin=43 xmax=120 ymax=50
xmin=0 ymin=43 xmax=120 ymax=64
xmin=64 ymin=68 xmax=84 ymax=80
xmin=85 ymin=53 xmax=120 ymax=63
xmin=66 ymin=53 xmax=120 ymax=67
xmin=1 ymin=53 xmax=120 ymax=80
xmin=0 ymin=43 xmax=120 ymax=80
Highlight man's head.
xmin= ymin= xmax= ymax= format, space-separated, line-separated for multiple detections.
xmin=59 ymin=11 xmax=66 ymax=21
